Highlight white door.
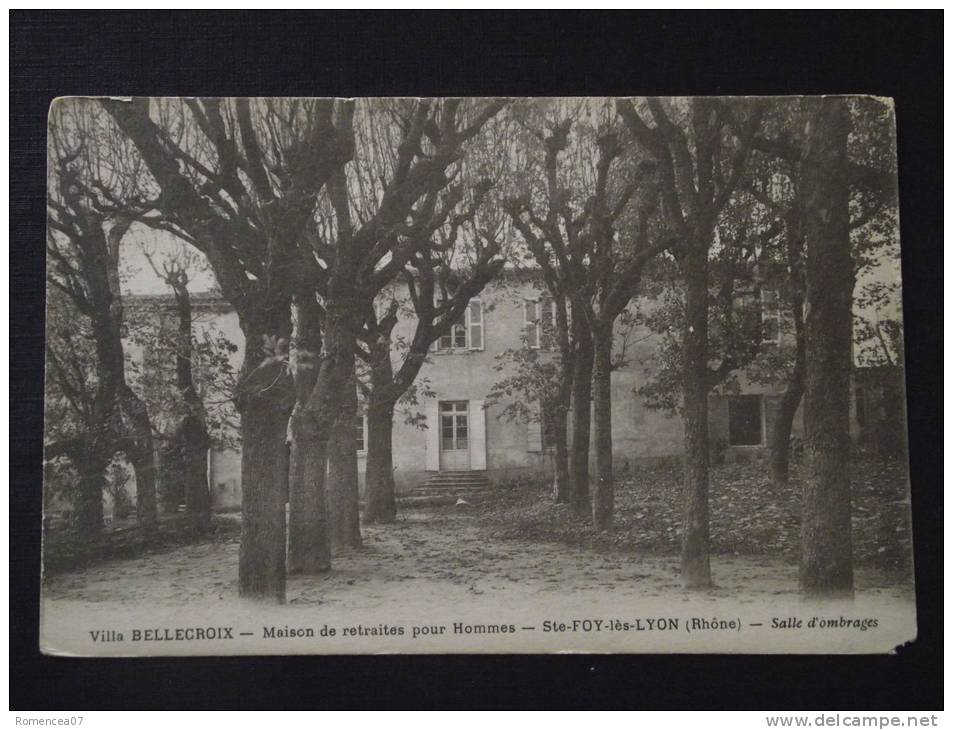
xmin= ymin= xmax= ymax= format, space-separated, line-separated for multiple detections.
xmin=439 ymin=401 xmax=470 ymax=471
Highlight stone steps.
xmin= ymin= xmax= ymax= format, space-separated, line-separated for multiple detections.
xmin=408 ymin=471 xmax=494 ymax=501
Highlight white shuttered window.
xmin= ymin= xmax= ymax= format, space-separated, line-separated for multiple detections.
xmin=468 ymin=299 xmax=484 ymax=350
xmin=435 ymin=299 xmax=483 ymax=351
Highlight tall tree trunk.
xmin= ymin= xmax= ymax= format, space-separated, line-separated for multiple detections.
xmin=181 ymin=411 xmax=211 ymax=530
xmin=328 ymin=383 xmax=362 ymax=550
xmin=769 ymin=305 xmax=806 ymax=488
xmin=363 ymin=334 xmax=398 ymax=524
xmin=800 ymin=97 xmax=855 ymax=599
xmin=769 ymin=376 xmax=804 ymax=488
xmin=119 ymin=385 xmax=158 ymax=529
xmin=77 ymin=332 xmax=123 ymax=533
xmin=309 ymin=299 xmax=362 ymax=553
xmin=552 ymin=295 xmax=575 ymax=505
xmin=591 ymin=327 xmax=614 ymax=530
xmin=569 ymin=322 xmax=594 ymax=517
xmin=75 ymin=450 xmax=107 ymax=533
xmin=158 ymin=442 xmax=185 ymax=512
xmin=239 ymin=396 xmax=292 ymax=602
xmin=551 ymin=402 xmax=572 ymax=504
xmin=288 ymin=407 xmax=331 ymax=572
xmin=680 ymin=247 xmax=712 ymax=589
xmin=287 ymin=294 xmax=331 ymax=574
xmin=770 ymin=203 xmax=808 ymax=488
xmin=364 ymin=398 xmax=397 ymax=524
xmin=237 ymin=311 xmax=294 ymax=603
xmin=170 ymin=280 xmax=211 ymax=530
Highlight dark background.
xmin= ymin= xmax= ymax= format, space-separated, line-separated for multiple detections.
xmin=10 ymin=10 xmax=942 ymax=710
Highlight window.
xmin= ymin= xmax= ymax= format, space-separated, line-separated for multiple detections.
xmin=452 ymin=321 xmax=467 ymax=348
xmin=440 ymin=401 xmax=469 ymax=450
xmin=728 ymin=395 xmax=764 ymax=446
xmin=468 ymin=299 xmax=483 ymax=350
xmin=524 ymin=297 xmax=558 ymax=350
xmin=760 ymin=289 xmax=781 ymax=344
xmin=436 ymin=299 xmax=483 ymax=351
xmin=355 ymin=414 xmax=367 ymax=453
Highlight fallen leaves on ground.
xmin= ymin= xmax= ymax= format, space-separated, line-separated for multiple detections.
xmin=477 ymin=457 xmax=913 ymax=577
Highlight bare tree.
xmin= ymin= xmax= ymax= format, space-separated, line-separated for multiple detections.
xmin=799 ymin=97 xmax=856 ymax=597
xmin=618 ymin=97 xmax=763 ymax=586
xmin=358 ymin=216 xmax=506 ymax=524
xmin=286 ymin=289 xmax=329 ymax=572
xmin=746 ymin=98 xmax=900 ymax=488
xmin=506 ymin=102 xmax=666 ymax=528
xmin=503 ymin=112 xmax=597 ymax=516
xmin=299 ymin=98 xmax=508 ymax=548
xmin=103 ymin=97 xmax=355 ymax=601
xmin=142 ymin=245 xmax=212 ymax=529
xmin=47 ymin=99 xmax=159 ymax=531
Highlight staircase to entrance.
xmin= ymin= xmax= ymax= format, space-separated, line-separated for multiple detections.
xmin=410 ymin=471 xmax=494 ymax=501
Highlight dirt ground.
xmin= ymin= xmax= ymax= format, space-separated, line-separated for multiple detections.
xmin=41 ymin=507 xmax=916 ymax=655
xmin=44 ymin=507 xmax=913 ymax=606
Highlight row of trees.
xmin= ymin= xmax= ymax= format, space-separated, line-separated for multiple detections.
xmin=45 ymin=96 xmax=898 ymax=601
xmin=47 ymin=97 xmax=512 ymax=602
xmin=490 ymin=97 xmax=896 ymax=595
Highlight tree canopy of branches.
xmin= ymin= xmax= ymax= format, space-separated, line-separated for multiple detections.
xmin=290 ymin=98 xmax=508 ymax=557
xmin=46 ymin=98 xmax=159 ymax=532
xmin=102 ymin=97 xmax=506 ymax=600
xmin=618 ymin=96 xmax=765 ymax=587
xmin=744 ymin=96 xmax=899 ymax=596
xmin=49 ymin=94 xmax=899 ymax=604
xmin=133 ymin=243 xmax=229 ymax=529
xmin=503 ymin=99 xmax=667 ymax=527
xmin=357 ymin=213 xmax=507 ymax=523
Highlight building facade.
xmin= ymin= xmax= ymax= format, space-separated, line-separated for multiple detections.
xmin=181 ymin=277 xmax=805 ymax=511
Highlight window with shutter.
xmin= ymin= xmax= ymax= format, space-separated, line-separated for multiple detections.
xmin=434 ymin=298 xmax=483 ymax=351
xmin=436 ymin=303 xmax=466 ymax=351
xmin=468 ymin=299 xmax=484 ymax=350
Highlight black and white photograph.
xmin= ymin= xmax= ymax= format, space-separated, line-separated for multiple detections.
xmin=38 ymin=94 xmax=916 ymax=656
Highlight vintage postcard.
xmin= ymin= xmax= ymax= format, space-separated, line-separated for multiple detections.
xmin=41 ymin=96 xmax=914 ymax=655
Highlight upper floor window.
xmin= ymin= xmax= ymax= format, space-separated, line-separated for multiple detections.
xmin=435 ymin=299 xmax=484 ymax=351
xmin=523 ymin=297 xmax=558 ymax=350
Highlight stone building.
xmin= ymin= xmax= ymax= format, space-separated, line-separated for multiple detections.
xmin=165 ymin=276 xmax=807 ymax=511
